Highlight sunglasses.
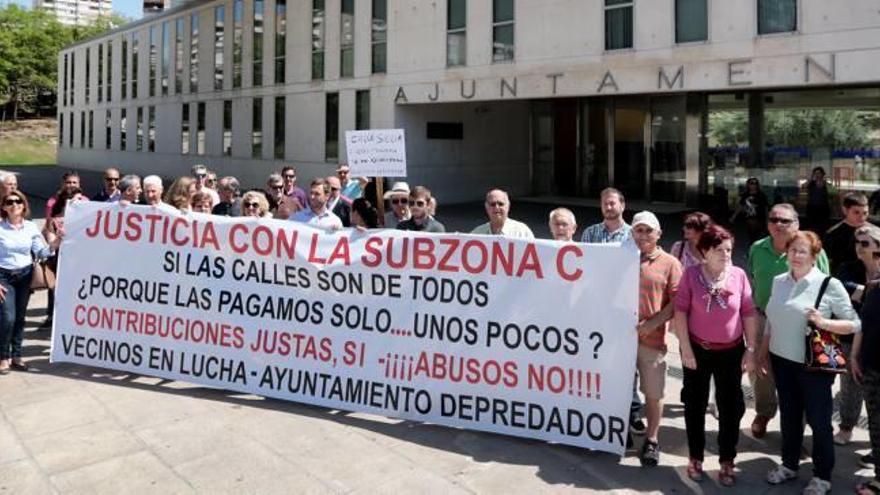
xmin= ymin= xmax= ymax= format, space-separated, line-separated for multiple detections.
xmin=105 ymin=177 xmax=120 ymax=182
xmin=194 ymin=173 xmax=207 ymax=179
xmin=857 ymin=239 xmax=876 ymax=249
xmin=684 ymin=222 xmax=702 ymax=230
xmin=244 ymin=202 xmax=260 ymax=209
xmin=3 ymin=198 xmax=23 ymax=206
xmin=390 ymin=198 xmax=407 ymax=205
xmin=768 ymin=217 xmax=795 ymax=225
xmin=408 ymin=200 xmax=427 ymax=207
xmin=270 ymin=185 xmax=283 ymax=190
xmin=338 ymin=170 xmax=349 ymax=175
xmin=283 ymin=174 xmax=296 ymax=179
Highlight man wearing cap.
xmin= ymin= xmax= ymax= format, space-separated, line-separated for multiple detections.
xmin=384 ymin=181 xmax=411 ymax=228
xmin=337 ymin=164 xmax=368 ymax=200
xmin=326 ymin=176 xmax=352 ymax=227
xmin=631 ymin=211 xmax=682 ymax=468
xmin=192 ymin=164 xmax=220 ymax=206
xmin=471 ymin=189 xmax=534 ymax=239
xmin=397 ymin=186 xmax=445 ymax=233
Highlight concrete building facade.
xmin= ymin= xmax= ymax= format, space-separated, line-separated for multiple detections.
xmin=57 ymin=0 xmax=880 ymax=207
xmin=35 ymin=0 xmax=113 ymax=26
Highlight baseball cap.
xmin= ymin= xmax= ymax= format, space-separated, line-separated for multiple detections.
xmin=631 ymin=211 xmax=661 ymax=231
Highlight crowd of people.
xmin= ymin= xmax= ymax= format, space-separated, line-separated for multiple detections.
xmin=0 ymin=164 xmax=879 ymax=494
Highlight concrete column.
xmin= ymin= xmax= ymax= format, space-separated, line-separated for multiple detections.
xmin=748 ymin=92 xmax=765 ymax=169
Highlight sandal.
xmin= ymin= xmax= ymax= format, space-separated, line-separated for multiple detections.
xmin=857 ymin=480 xmax=880 ymax=495
xmin=686 ymin=458 xmax=703 ymax=481
xmin=718 ymin=461 xmax=735 ymax=487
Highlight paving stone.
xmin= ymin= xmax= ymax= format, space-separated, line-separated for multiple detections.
xmin=50 ymin=450 xmax=193 ymax=495
xmin=23 ymin=417 xmax=143 ymax=474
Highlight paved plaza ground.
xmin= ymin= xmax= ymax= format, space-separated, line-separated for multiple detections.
xmin=0 ymin=165 xmax=875 ymax=493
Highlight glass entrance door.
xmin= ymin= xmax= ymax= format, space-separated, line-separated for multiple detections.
xmin=614 ymin=100 xmax=648 ymax=198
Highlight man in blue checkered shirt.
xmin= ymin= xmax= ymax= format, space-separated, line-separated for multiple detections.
xmin=581 ymin=187 xmax=632 ymax=244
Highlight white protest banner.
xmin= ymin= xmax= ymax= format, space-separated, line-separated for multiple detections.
xmin=51 ymin=202 xmax=639 ymax=455
xmin=345 ymin=129 xmax=407 ymax=177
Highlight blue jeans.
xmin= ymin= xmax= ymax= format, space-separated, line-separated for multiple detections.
xmin=0 ymin=266 xmax=34 ymax=360
xmin=771 ymin=353 xmax=835 ymax=481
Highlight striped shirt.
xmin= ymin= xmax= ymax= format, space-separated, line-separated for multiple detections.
xmin=639 ymin=248 xmax=683 ymax=351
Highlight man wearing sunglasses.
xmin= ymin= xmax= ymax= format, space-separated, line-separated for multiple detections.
xmin=336 ymin=164 xmax=368 ymax=200
xmin=191 ymin=164 xmax=219 ymax=207
xmin=280 ymin=166 xmax=307 ymax=211
xmin=93 ymin=168 xmax=122 ymax=203
xmin=471 ymin=189 xmax=534 ymax=239
xmin=825 ymin=192 xmax=875 ymax=274
xmin=383 ymin=182 xmax=411 ymax=228
xmin=746 ymin=203 xmax=830 ymax=438
xmin=397 ymin=186 xmax=445 ymax=233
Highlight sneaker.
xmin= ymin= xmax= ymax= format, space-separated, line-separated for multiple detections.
xmin=751 ymin=415 xmax=771 ymax=438
xmin=766 ymin=464 xmax=797 ymax=485
xmin=630 ymin=418 xmax=647 ymax=436
xmin=861 ymin=453 xmax=877 ymax=469
xmin=802 ymin=477 xmax=831 ymax=495
xmin=833 ymin=428 xmax=853 ymax=446
xmin=640 ymin=440 xmax=660 ymax=468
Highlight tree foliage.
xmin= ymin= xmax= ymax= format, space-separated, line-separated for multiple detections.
xmin=709 ymin=109 xmax=876 ymax=149
xmin=0 ymin=5 xmax=128 ymax=120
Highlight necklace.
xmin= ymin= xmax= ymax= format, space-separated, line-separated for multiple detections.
xmin=699 ymin=265 xmax=730 ymax=311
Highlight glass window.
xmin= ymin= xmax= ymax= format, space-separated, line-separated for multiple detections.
xmin=214 ymin=5 xmax=225 ymax=90
xmin=340 ymin=0 xmax=354 ymax=78
xmin=492 ymin=0 xmax=514 ymax=63
xmin=254 ymin=0 xmax=264 ymax=86
xmin=97 ymin=44 xmax=103 ymax=102
xmin=197 ymin=102 xmax=206 ymax=155
xmin=233 ymin=0 xmax=243 ymax=88
xmin=312 ymin=0 xmax=325 ymax=80
xmin=148 ymin=105 xmax=155 ymax=152
xmin=70 ymin=53 xmax=75 ymax=106
xmin=605 ymin=0 xmax=633 ymax=50
xmin=275 ymin=0 xmax=286 ymax=84
xmin=106 ymin=40 xmax=112 ymax=102
xmin=758 ymin=0 xmax=797 ymax=34
xmin=80 ymin=111 xmax=86 ymax=148
xmin=356 ymin=90 xmax=370 ymax=130
xmin=105 ymin=109 xmax=111 ymax=149
xmin=447 ymin=0 xmax=466 ymax=67
xmin=59 ymin=113 xmax=64 ymax=145
xmin=131 ymin=33 xmax=138 ymax=98
xmin=162 ymin=22 xmax=171 ymax=95
xmin=136 ymin=107 xmax=144 ymax=151
xmin=325 ymin=92 xmax=338 ymax=161
xmin=190 ymin=14 xmax=199 ymax=93
xmin=175 ymin=18 xmax=184 ymax=93
xmin=88 ymin=110 xmax=94 ymax=149
xmin=85 ymin=47 xmax=90 ymax=103
xmin=120 ymin=109 xmax=126 ymax=150
xmin=223 ymin=100 xmax=232 ymax=156
xmin=63 ymin=54 xmax=68 ymax=106
xmin=253 ymin=97 xmax=262 ymax=158
xmin=182 ymin=103 xmax=190 ymax=154
xmin=149 ymin=26 xmax=157 ymax=97
xmin=676 ymin=0 xmax=707 ymax=43
xmin=121 ymin=37 xmax=128 ymax=99
xmin=274 ymin=96 xmax=285 ymax=159
xmin=371 ymin=0 xmax=387 ymax=73
xmin=69 ymin=112 xmax=74 ymax=147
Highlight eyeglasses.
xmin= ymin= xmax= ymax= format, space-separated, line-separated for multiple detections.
xmin=857 ymin=239 xmax=875 ymax=249
xmin=3 ymin=198 xmax=23 ymax=206
xmin=283 ymin=174 xmax=296 ymax=179
xmin=270 ymin=185 xmax=283 ymax=190
xmin=330 ymin=187 xmax=340 ymax=191
xmin=194 ymin=173 xmax=207 ymax=179
xmin=408 ymin=200 xmax=427 ymax=207
xmin=105 ymin=177 xmax=120 ymax=182
xmin=244 ymin=202 xmax=260 ymax=209
xmin=487 ymin=201 xmax=506 ymax=207
xmin=684 ymin=222 xmax=702 ymax=230
xmin=768 ymin=217 xmax=795 ymax=225
xmin=390 ymin=198 xmax=407 ymax=205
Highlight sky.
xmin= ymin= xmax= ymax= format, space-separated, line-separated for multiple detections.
xmin=2 ymin=0 xmax=143 ymax=21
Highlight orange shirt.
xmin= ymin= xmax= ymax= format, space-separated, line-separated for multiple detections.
xmin=638 ymin=248 xmax=682 ymax=351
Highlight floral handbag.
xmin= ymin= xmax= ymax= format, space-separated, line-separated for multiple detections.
xmin=804 ymin=276 xmax=847 ymax=373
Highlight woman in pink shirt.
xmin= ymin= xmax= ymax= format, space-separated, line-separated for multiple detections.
xmin=673 ymin=225 xmax=759 ymax=486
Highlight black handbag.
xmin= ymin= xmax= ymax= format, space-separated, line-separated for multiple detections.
xmin=803 ymin=276 xmax=847 ymax=373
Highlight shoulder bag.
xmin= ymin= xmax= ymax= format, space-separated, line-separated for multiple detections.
xmin=804 ymin=276 xmax=847 ymax=373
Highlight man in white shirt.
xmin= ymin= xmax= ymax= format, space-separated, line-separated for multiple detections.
xmin=470 ymin=189 xmax=534 ymax=239
xmin=290 ymin=178 xmax=343 ymax=230
xmin=191 ymin=164 xmax=220 ymax=206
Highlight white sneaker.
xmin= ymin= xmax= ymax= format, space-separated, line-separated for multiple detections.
xmin=832 ymin=428 xmax=852 ymax=445
xmin=766 ymin=464 xmax=797 ymax=485
xmin=802 ymin=477 xmax=831 ymax=495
